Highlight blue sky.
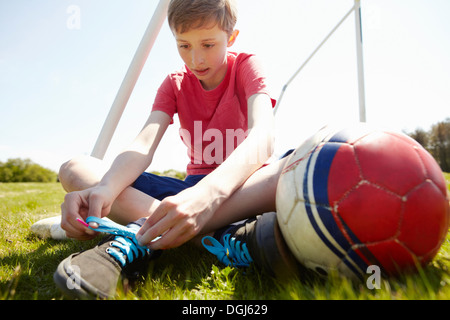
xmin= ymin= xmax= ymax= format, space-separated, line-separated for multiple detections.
xmin=1 ymin=0 xmax=449 ymax=173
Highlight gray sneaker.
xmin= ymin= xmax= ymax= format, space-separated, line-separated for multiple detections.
xmin=53 ymin=217 xmax=159 ymax=299
xmin=202 ymin=212 xmax=304 ymax=279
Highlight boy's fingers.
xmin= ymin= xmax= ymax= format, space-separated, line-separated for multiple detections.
xmin=148 ymin=224 xmax=190 ymax=250
xmin=137 ymin=216 xmax=169 ymax=247
xmin=138 ymin=215 xmax=196 ymax=250
xmin=136 ymin=199 xmax=171 ymax=238
xmin=86 ymin=192 xmax=105 ymax=230
xmin=137 ymin=205 xmax=175 ymax=247
xmin=61 ymin=194 xmax=85 ymax=233
xmin=61 ymin=197 xmax=94 ymax=239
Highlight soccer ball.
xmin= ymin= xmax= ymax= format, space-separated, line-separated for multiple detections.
xmin=276 ymin=123 xmax=450 ymax=280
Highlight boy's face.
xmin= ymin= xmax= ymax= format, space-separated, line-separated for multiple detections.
xmin=174 ymin=23 xmax=237 ymax=91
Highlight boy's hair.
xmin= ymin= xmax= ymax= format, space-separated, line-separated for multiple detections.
xmin=168 ymin=0 xmax=238 ymax=36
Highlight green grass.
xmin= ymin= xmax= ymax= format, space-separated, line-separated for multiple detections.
xmin=0 ymin=176 xmax=449 ymax=300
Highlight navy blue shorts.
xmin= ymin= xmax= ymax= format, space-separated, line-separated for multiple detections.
xmin=132 ymin=149 xmax=294 ymax=201
xmin=132 ymin=173 xmax=206 ymax=201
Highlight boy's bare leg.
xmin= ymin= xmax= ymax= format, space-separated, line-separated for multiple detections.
xmin=59 ymin=155 xmax=161 ymax=225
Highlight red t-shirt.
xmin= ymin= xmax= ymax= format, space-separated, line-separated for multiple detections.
xmin=152 ymin=52 xmax=275 ymax=175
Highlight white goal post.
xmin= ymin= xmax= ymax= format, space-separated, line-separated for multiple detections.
xmin=274 ymin=0 xmax=366 ymax=122
xmin=90 ymin=0 xmax=171 ymax=159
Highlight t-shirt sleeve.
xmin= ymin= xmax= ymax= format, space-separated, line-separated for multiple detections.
xmin=237 ymin=55 xmax=276 ymax=107
xmin=151 ymin=75 xmax=177 ymax=122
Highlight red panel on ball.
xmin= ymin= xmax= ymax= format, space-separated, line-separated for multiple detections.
xmin=327 ymin=143 xmax=361 ymax=207
xmin=400 ymin=180 xmax=450 ymax=257
xmin=365 ymin=241 xmax=416 ymax=276
xmin=335 ymin=183 xmax=402 ymax=243
xmin=354 ymin=132 xmax=425 ymax=195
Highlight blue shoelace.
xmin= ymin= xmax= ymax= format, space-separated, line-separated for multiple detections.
xmin=86 ymin=217 xmax=151 ymax=267
xmin=202 ymin=234 xmax=253 ymax=268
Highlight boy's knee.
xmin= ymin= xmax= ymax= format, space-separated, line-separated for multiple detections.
xmin=59 ymin=158 xmax=79 ymax=191
xmin=58 ymin=155 xmax=98 ymax=192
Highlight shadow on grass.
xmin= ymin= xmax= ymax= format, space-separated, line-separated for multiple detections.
xmin=0 ymin=233 xmax=98 ymax=300
xmin=118 ymin=242 xmax=283 ymax=300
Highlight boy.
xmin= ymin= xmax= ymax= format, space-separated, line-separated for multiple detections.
xmin=54 ymin=0 xmax=299 ymax=299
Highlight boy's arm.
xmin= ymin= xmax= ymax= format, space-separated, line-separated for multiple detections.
xmin=97 ymin=110 xmax=172 ymax=199
xmin=198 ymin=93 xmax=275 ymax=198
xmin=62 ymin=111 xmax=171 ymax=236
xmin=137 ymin=93 xmax=275 ymax=249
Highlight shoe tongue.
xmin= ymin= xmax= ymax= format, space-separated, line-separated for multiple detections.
xmin=213 ymin=219 xmax=256 ymax=245
xmin=106 ymin=233 xmax=145 ymax=267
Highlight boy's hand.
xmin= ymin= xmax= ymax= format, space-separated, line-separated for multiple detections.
xmin=136 ymin=184 xmax=221 ymax=250
xmin=60 ymin=186 xmax=114 ymax=240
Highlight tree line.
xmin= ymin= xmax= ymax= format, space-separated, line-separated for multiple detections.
xmin=407 ymin=118 xmax=450 ymax=172
xmin=0 ymin=158 xmax=57 ymax=182
xmin=0 ymin=158 xmax=188 ymax=183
